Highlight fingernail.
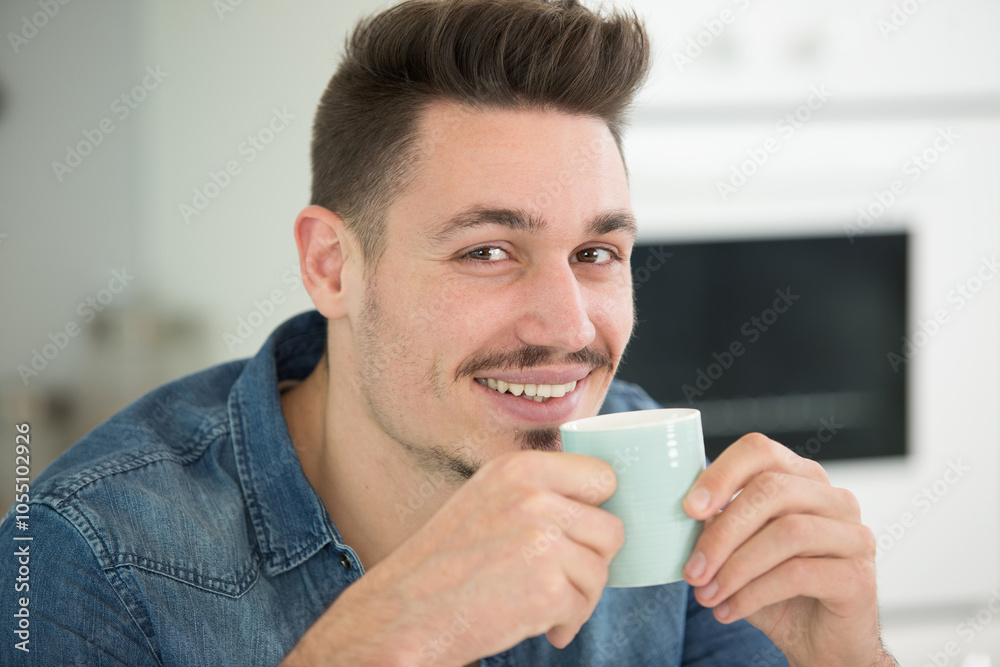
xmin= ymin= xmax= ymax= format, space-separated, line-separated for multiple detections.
xmin=683 ymin=551 xmax=706 ymax=580
xmin=716 ymin=602 xmax=730 ymax=621
xmin=687 ymin=487 xmax=710 ymax=513
xmin=699 ymin=579 xmax=718 ymax=601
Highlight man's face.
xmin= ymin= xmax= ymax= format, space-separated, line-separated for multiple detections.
xmin=350 ymin=100 xmax=635 ymax=481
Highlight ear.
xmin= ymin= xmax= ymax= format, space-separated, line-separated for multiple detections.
xmin=293 ymin=205 xmax=357 ymax=320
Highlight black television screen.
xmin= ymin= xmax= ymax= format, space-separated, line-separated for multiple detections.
xmin=616 ymin=232 xmax=908 ymax=463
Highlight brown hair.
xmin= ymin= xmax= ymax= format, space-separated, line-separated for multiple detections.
xmin=310 ymin=0 xmax=650 ymax=268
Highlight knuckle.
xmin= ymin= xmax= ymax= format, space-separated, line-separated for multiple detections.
xmin=781 ymin=514 xmax=813 ymax=546
xmin=495 ymin=451 xmax=537 ymax=481
xmin=836 ymin=487 xmax=862 ymax=519
xmin=856 ymin=559 xmax=878 ymax=595
xmin=853 ymin=555 xmax=876 ymax=580
xmin=857 ymin=525 xmax=878 ymax=561
xmin=742 ymin=432 xmax=775 ymax=456
xmin=843 ymin=557 xmax=877 ymax=601
xmin=534 ymin=569 xmax=566 ymax=602
xmin=752 ymin=470 xmax=785 ymax=497
xmin=805 ymin=458 xmax=830 ymax=483
xmin=602 ymin=512 xmax=626 ymax=552
xmin=584 ymin=460 xmax=617 ymax=498
xmin=518 ymin=489 xmax=557 ymax=521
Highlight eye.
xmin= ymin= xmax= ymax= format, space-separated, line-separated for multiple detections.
xmin=571 ymin=247 xmax=617 ymax=264
xmin=463 ymin=246 xmax=510 ymax=262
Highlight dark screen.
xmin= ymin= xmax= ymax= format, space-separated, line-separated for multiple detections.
xmin=616 ymin=233 xmax=908 ymax=462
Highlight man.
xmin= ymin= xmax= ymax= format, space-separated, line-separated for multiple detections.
xmin=1 ymin=0 xmax=898 ymax=664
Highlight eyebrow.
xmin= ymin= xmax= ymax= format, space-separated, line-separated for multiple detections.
xmin=430 ymin=206 xmax=638 ymax=246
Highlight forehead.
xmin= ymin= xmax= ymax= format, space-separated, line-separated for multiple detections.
xmin=388 ymin=99 xmax=632 ymax=241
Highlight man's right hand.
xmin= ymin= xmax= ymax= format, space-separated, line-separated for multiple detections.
xmin=281 ymin=449 xmax=624 ymax=666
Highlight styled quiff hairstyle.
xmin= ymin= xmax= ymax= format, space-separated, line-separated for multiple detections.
xmin=310 ymin=0 xmax=651 ymax=268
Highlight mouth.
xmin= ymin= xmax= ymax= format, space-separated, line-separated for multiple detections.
xmin=471 ymin=367 xmax=593 ymax=425
xmin=474 ymin=377 xmax=579 ymax=403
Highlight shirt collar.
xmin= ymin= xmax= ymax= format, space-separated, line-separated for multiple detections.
xmin=228 ymin=310 xmax=342 ymax=576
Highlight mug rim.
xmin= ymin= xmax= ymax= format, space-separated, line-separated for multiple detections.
xmin=560 ymin=407 xmax=701 ymax=432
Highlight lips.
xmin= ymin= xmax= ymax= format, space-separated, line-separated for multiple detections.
xmin=473 ymin=372 xmax=589 ymax=425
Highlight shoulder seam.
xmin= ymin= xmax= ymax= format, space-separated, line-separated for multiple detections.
xmin=46 ymin=417 xmax=230 ymax=509
xmin=32 ymin=503 xmax=164 ymax=665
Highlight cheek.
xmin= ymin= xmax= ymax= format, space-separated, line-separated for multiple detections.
xmin=589 ymin=276 xmax=634 ymax=348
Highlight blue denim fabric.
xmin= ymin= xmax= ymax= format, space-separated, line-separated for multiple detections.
xmin=1 ymin=310 xmax=785 ymax=666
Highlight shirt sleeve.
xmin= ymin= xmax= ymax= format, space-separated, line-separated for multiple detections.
xmin=0 ymin=502 xmax=161 ymax=666
xmin=681 ymin=584 xmax=788 ymax=666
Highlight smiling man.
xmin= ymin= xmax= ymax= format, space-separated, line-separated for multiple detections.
xmin=1 ymin=0 xmax=899 ymax=665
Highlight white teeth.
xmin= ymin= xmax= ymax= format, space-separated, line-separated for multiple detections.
xmin=476 ymin=377 xmax=581 ymax=401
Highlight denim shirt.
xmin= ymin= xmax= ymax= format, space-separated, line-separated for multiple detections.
xmin=1 ymin=310 xmax=785 ymax=666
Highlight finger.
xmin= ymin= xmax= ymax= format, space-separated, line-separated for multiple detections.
xmin=683 ymin=433 xmax=830 ymax=520
xmin=490 ymin=450 xmax=619 ymax=506
xmin=561 ymin=505 xmax=625 ymax=564
xmin=684 ymin=474 xmax=862 ymax=586
xmin=692 ymin=515 xmax=876 ymax=608
xmin=709 ymin=556 xmax=877 ymax=625
xmin=558 ymin=539 xmax=611 ymax=620
xmin=542 ymin=544 xmax=607 ymax=649
xmin=521 ymin=493 xmax=625 ymax=564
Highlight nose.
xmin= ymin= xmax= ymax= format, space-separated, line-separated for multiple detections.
xmin=513 ymin=260 xmax=596 ymax=353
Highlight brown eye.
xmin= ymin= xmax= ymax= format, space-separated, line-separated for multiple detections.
xmin=572 ymin=248 xmax=614 ymax=264
xmin=465 ymin=246 xmax=508 ymax=261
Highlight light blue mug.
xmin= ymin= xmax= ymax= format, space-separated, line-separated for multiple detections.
xmin=560 ymin=408 xmax=706 ymax=588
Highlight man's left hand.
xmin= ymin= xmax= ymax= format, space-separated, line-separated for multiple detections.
xmin=681 ymin=433 xmax=897 ymax=666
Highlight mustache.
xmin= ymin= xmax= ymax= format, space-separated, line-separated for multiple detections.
xmin=455 ymin=345 xmax=614 ymax=381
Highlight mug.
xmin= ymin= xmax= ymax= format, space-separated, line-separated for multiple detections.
xmin=560 ymin=408 xmax=706 ymax=588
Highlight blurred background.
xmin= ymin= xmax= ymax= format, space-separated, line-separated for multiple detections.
xmin=1 ymin=0 xmax=997 ymax=663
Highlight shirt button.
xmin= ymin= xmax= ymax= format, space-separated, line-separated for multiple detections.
xmin=339 ymin=553 xmax=352 ymax=570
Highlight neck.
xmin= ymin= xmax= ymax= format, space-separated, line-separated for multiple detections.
xmin=280 ymin=351 xmax=461 ymax=571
